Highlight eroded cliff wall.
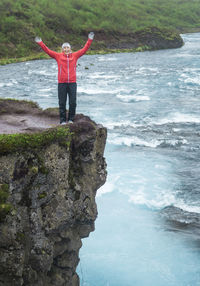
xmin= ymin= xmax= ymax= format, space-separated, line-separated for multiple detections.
xmin=0 ymin=99 xmax=107 ymax=286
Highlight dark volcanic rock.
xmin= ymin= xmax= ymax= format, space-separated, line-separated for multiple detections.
xmin=0 ymin=99 xmax=107 ymax=286
xmin=93 ymin=27 xmax=183 ymax=50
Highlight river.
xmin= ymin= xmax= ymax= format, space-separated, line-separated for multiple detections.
xmin=1 ymin=33 xmax=200 ymax=286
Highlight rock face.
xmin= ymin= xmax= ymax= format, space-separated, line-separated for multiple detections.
xmin=93 ymin=27 xmax=184 ymax=50
xmin=0 ymin=99 xmax=107 ymax=286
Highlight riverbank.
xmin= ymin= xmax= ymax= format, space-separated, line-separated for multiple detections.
xmin=0 ymin=27 xmax=183 ymax=65
xmin=0 ymin=47 xmax=149 ymax=66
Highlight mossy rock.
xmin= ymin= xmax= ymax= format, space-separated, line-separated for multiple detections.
xmin=30 ymin=166 xmax=39 ymax=175
xmin=0 ymin=203 xmax=13 ymax=220
xmin=0 ymin=52 xmax=49 ymax=66
xmin=38 ymin=192 xmax=47 ymax=200
xmin=0 ymin=184 xmax=12 ymax=222
xmin=0 ymin=190 xmax=9 ymax=202
xmin=0 ymin=127 xmax=72 ymax=155
xmin=0 ymin=184 xmax=9 ymax=203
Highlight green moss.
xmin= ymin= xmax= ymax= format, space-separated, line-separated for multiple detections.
xmin=36 ymin=155 xmax=49 ymax=175
xmin=0 ymin=184 xmax=9 ymax=193
xmin=16 ymin=232 xmax=25 ymax=243
xmin=135 ymin=45 xmax=150 ymax=52
xmin=0 ymin=126 xmax=72 ymax=155
xmin=0 ymin=203 xmax=12 ymax=218
xmin=0 ymin=184 xmax=9 ymax=203
xmin=30 ymin=166 xmax=39 ymax=175
xmin=0 ymin=184 xmax=12 ymax=221
xmin=0 ymin=52 xmax=49 ymax=66
xmin=38 ymin=192 xmax=47 ymax=199
xmin=0 ymin=190 xmax=9 ymax=202
xmin=65 ymin=140 xmax=71 ymax=150
xmin=42 ymin=249 xmax=46 ymax=255
xmin=39 ymin=165 xmax=49 ymax=175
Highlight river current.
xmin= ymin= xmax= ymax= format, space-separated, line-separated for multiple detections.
xmin=1 ymin=33 xmax=200 ymax=285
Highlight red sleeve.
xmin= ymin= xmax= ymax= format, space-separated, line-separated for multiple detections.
xmin=37 ymin=41 xmax=59 ymax=59
xmin=74 ymin=39 xmax=93 ymax=59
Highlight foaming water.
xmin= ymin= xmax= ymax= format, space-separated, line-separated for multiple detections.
xmin=116 ymin=93 xmax=150 ymax=102
xmin=108 ymin=133 xmax=161 ymax=147
xmin=108 ymin=134 xmax=188 ymax=148
xmin=1 ymin=33 xmax=200 ymax=285
xmin=149 ymin=112 xmax=200 ymax=125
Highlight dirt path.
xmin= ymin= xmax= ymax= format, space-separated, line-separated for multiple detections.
xmin=0 ymin=99 xmax=63 ymax=134
xmin=0 ymin=113 xmax=59 ymax=134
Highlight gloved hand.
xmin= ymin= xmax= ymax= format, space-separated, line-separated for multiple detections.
xmin=88 ymin=32 xmax=94 ymax=40
xmin=35 ymin=36 xmax=42 ymax=43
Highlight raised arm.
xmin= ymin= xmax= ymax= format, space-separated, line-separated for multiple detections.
xmin=35 ymin=36 xmax=59 ymax=59
xmin=74 ymin=32 xmax=94 ymax=59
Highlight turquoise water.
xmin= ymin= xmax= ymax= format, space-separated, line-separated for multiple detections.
xmin=1 ymin=33 xmax=200 ymax=285
xmin=78 ymin=147 xmax=200 ymax=286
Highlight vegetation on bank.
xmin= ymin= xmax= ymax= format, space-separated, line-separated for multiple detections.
xmin=0 ymin=46 xmax=151 ymax=65
xmin=0 ymin=0 xmax=200 ymax=59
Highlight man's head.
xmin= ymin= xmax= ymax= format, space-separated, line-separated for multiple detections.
xmin=62 ymin=42 xmax=71 ymax=54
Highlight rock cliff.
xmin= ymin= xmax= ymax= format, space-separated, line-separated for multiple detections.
xmin=0 ymin=99 xmax=107 ymax=286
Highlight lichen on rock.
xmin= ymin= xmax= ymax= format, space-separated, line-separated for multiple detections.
xmin=0 ymin=99 xmax=107 ymax=286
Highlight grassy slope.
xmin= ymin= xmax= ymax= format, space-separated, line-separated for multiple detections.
xmin=0 ymin=0 xmax=200 ymax=59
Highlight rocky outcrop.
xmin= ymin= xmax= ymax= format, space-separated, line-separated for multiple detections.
xmin=92 ymin=27 xmax=184 ymax=51
xmin=0 ymin=99 xmax=107 ymax=286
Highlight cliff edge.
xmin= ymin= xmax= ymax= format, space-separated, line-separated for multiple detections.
xmin=0 ymin=99 xmax=107 ymax=286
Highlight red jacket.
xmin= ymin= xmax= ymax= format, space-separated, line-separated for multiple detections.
xmin=37 ymin=39 xmax=93 ymax=83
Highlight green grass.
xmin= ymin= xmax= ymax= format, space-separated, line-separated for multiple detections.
xmin=0 ymin=0 xmax=200 ymax=59
xmin=0 ymin=53 xmax=49 ymax=65
xmin=0 ymin=46 xmax=152 ymax=65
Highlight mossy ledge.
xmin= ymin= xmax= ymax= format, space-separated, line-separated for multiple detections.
xmin=0 ymin=127 xmax=72 ymax=155
xmin=0 ymin=98 xmax=73 ymax=155
xmin=0 ymin=98 xmax=107 ymax=286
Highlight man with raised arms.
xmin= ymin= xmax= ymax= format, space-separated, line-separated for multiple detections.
xmin=35 ymin=32 xmax=94 ymax=124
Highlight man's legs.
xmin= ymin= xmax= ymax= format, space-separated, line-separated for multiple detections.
xmin=67 ymin=83 xmax=77 ymax=121
xmin=58 ymin=83 xmax=67 ymax=123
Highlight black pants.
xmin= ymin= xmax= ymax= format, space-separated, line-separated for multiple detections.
xmin=58 ymin=83 xmax=77 ymax=123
